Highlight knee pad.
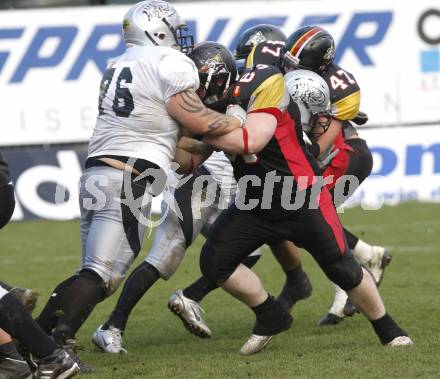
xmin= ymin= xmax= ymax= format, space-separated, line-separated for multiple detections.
xmin=323 ymin=254 xmax=363 ymax=291
xmin=0 ymin=184 xmax=15 ymax=229
xmin=199 ymin=242 xmax=226 ymax=285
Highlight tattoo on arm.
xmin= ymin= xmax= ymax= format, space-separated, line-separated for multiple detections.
xmin=176 ymin=91 xmax=239 ymax=135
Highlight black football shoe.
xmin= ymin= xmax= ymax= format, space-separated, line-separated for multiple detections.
xmin=0 ymin=357 xmax=33 ymax=379
xmin=35 ymin=348 xmax=79 ymax=379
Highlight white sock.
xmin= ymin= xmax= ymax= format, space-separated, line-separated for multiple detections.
xmin=328 ymin=282 xmax=348 ymax=317
xmin=351 ymin=239 xmax=372 ymax=266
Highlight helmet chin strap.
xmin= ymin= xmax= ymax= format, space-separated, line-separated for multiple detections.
xmin=224 ymin=73 xmax=231 ymax=94
xmin=204 ymin=71 xmax=213 ymax=91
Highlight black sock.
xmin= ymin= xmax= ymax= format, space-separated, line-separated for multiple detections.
xmin=344 ymin=228 xmax=359 ymax=250
xmin=251 ymin=294 xmax=274 ymax=317
xmin=182 ymin=255 xmax=260 ymax=302
xmin=284 ymin=263 xmax=305 ymax=282
xmin=371 ymin=313 xmax=407 ymax=344
xmin=52 ymin=270 xmax=105 ymax=345
xmin=183 ymin=277 xmax=218 ymax=303
xmin=251 ymin=295 xmax=291 ymax=335
xmin=0 ymin=341 xmax=23 ymax=360
xmin=36 ymin=275 xmax=77 ymax=335
xmin=103 ymin=262 xmax=159 ymax=331
xmin=0 ymin=293 xmax=56 ymax=358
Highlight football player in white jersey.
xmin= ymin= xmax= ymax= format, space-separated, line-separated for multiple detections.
xmin=35 ymin=1 xmax=244 ymax=368
xmin=91 ymin=41 xmax=263 ymax=353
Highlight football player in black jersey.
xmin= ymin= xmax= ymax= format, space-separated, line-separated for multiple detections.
xmin=195 ymin=46 xmax=411 ymax=354
xmin=163 ymin=41 xmax=313 ymax=341
xmin=0 ymin=153 xmax=79 ymax=379
xmin=247 ymin=26 xmax=392 ymax=325
xmin=282 ymin=26 xmax=392 ymax=325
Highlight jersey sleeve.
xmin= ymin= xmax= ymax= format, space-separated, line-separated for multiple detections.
xmin=331 ymin=90 xmax=360 ymax=120
xmin=159 ymin=52 xmax=200 ymax=103
xmin=248 ymin=72 xmax=287 ymax=123
xmin=325 ymin=64 xmax=361 ymax=121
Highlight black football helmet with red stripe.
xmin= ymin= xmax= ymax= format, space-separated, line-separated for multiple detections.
xmin=282 ymin=26 xmax=335 ymax=73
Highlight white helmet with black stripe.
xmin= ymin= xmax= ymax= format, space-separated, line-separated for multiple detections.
xmin=122 ymin=0 xmax=193 ymax=53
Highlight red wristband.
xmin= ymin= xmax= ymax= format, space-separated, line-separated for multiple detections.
xmin=242 ymin=128 xmax=249 ymax=155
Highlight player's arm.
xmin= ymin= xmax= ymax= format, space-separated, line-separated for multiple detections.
xmin=205 ymin=69 xmax=285 ymax=154
xmin=166 ymin=90 xmax=243 ymax=137
xmin=315 ymin=118 xmax=343 ymax=155
xmin=203 ymin=112 xmax=276 ymax=154
xmin=174 ymin=136 xmax=214 ymax=174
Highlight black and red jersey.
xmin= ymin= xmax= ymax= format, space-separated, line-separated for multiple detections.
xmin=229 ymin=64 xmax=319 ymax=211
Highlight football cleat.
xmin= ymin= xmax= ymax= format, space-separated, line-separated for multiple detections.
xmin=365 ymin=246 xmax=392 ymax=285
xmin=62 ymin=339 xmax=94 ymax=374
xmin=317 ymin=283 xmax=349 ymax=326
xmin=10 ymin=287 xmax=39 ymax=313
xmin=276 ymin=270 xmax=312 ymax=313
xmin=240 ymin=300 xmax=293 ymax=355
xmin=168 ymin=290 xmax=212 ymax=338
xmin=35 ymin=348 xmax=79 ymax=379
xmin=239 ymin=335 xmax=273 ymax=355
xmin=343 ymin=298 xmax=359 ymax=317
xmin=92 ymin=325 xmax=127 ymax=354
xmin=387 ymin=336 xmax=414 ymax=346
xmin=317 ymin=312 xmax=344 ymax=326
xmin=0 ymin=357 xmax=33 ymax=379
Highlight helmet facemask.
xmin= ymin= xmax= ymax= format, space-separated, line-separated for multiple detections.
xmin=198 ymin=67 xmax=232 ymax=107
xmin=309 ymin=111 xmax=332 ymax=138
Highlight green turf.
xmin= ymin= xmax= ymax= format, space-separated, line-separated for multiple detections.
xmin=1 ymin=202 xmax=439 ymax=378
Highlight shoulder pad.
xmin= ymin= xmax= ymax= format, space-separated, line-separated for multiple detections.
xmin=322 ymin=63 xmax=360 ymax=103
xmin=232 ymin=65 xmax=282 ymax=107
xmin=246 ymin=41 xmax=284 ymax=68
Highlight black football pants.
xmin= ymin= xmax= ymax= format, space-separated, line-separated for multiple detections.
xmin=200 ymin=187 xmax=363 ymax=291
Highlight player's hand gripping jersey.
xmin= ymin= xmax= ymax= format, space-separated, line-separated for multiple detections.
xmin=230 ymin=64 xmax=319 ymax=211
xmin=87 ymin=45 xmax=199 ymax=172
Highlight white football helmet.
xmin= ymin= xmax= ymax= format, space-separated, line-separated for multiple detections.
xmin=284 ymin=69 xmax=332 ymax=136
xmin=122 ymin=0 xmax=193 ymax=53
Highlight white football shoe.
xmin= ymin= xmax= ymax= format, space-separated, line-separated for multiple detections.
xmin=92 ymin=325 xmax=127 ymax=354
xmin=387 ymin=336 xmax=414 ymax=346
xmin=365 ymin=246 xmax=392 ymax=284
xmin=168 ymin=290 xmax=212 ymax=338
xmin=239 ymin=334 xmax=273 ymax=355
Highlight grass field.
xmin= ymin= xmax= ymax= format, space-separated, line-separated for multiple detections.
xmin=1 ymin=202 xmax=439 ymax=378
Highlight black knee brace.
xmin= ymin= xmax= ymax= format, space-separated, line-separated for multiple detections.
xmin=322 ymin=254 xmax=363 ymax=291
